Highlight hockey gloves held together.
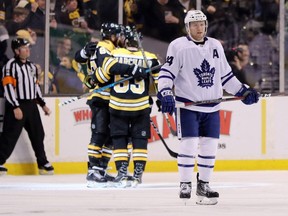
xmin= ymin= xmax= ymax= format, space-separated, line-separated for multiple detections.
xmin=128 ymin=64 xmax=147 ymax=81
xmin=157 ymin=88 xmax=175 ymax=115
xmin=235 ymin=85 xmax=259 ymax=105
xmin=83 ymin=42 xmax=97 ymax=57
xmin=83 ymin=75 xmax=96 ymax=89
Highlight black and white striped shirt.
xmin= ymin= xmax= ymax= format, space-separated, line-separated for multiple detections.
xmin=2 ymin=57 xmax=45 ymax=107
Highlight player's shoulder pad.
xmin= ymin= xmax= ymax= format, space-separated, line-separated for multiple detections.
xmin=206 ymin=36 xmax=222 ymax=46
xmin=71 ymin=59 xmax=82 ymax=73
xmin=144 ymin=51 xmax=157 ymax=59
xmin=111 ymin=48 xmax=130 ymax=55
xmin=97 ymin=40 xmax=115 ymax=52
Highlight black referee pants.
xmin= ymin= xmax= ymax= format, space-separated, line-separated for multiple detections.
xmin=0 ymin=100 xmax=48 ymax=166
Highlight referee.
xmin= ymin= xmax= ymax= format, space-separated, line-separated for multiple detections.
xmin=0 ymin=38 xmax=54 ymax=175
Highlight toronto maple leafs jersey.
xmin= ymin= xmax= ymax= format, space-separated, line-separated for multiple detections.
xmin=158 ymin=36 xmax=243 ymax=113
xmin=109 ymin=48 xmax=159 ymax=116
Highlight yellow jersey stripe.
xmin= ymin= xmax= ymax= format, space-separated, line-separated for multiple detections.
xmin=109 ymin=103 xmax=149 ymax=111
xmin=88 ymin=153 xmax=102 ymax=158
xmin=88 ymin=145 xmax=101 ymax=150
xmin=114 ymin=157 xmax=129 ymax=161
xmin=133 ymin=157 xmax=148 ymax=161
xmin=110 ymin=95 xmax=149 ymax=103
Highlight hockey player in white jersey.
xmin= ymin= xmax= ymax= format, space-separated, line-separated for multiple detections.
xmin=157 ymin=10 xmax=259 ymax=205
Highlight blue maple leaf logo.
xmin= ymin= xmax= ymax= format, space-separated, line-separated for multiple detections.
xmin=193 ymin=59 xmax=215 ymax=89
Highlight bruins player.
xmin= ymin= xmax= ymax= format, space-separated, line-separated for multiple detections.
xmin=74 ymin=23 xmax=146 ymax=188
xmin=95 ymin=26 xmax=160 ymax=187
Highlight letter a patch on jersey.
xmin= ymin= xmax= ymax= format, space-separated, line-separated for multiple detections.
xmin=213 ymin=49 xmax=219 ymax=58
xmin=193 ymin=59 xmax=215 ymax=89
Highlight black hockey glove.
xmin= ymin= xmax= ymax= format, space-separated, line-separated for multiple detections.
xmin=83 ymin=75 xmax=96 ymax=89
xmin=128 ymin=64 xmax=147 ymax=81
xmin=83 ymin=42 xmax=97 ymax=57
xmin=235 ymin=85 xmax=259 ymax=105
xmin=157 ymin=88 xmax=175 ymax=115
xmin=156 ymin=99 xmax=162 ymax=112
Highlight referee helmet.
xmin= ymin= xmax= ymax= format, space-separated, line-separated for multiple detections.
xmin=11 ymin=38 xmax=30 ymax=51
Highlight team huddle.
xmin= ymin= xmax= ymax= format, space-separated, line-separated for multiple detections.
xmin=74 ymin=23 xmax=160 ymax=189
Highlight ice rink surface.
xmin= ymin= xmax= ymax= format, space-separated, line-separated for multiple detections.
xmin=0 ymin=171 xmax=288 ymax=216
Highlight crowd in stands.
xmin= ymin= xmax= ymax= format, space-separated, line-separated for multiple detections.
xmin=0 ymin=0 xmax=283 ymax=95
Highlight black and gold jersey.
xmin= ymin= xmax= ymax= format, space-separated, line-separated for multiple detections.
xmin=74 ymin=39 xmax=134 ymax=106
xmin=109 ymin=48 xmax=160 ymax=116
xmin=78 ymin=40 xmax=116 ymax=105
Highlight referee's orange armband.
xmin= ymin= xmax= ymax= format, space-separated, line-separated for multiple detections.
xmin=2 ymin=76 xmax=16 ymax=87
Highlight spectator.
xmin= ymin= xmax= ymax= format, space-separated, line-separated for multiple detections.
xmin=247 ymin=31 xmax=279 ymax=92
xmin=0 ymin=0 xmax=14 ymax=22
xmin=16 ymin=28 xmax=36 ymax=45
xmin=124 ymin=0 xmax=144 ymax=31
xmin=226 ymin=44 xmax=255 ymax=86
xmin=50 ymin=36 xmax=72 ymax=68
xmin=82 ymin=0 xmax=101 ymax=30
xmin=138 ymin=0 xmax=186 ymax=42
xmin=27 ymin=0 xmax=46 ymax=36
xmin=178 ymin=0 xmax=196 ymax=12
xmin=53 ymin=56 xmax=85 ymax=94
xmin=36 ymin=64 xmax=58 ymax=94
xmin=254 ymin=0 xmax=279 ymax=35
xmin=5 ymin=3 xmax=30 ymax=35
xmin=97 ymin=0 xmax=118 ymax=25
xmin=55 ymin=0 xmax=92 ymax=33
xmin=205 ymin=1 xmax=239 ymax=49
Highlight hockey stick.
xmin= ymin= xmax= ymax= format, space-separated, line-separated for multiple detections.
xmin=59 ymin=64 xmax=162 ymax=106
xmin=155 ymin=100 xmax=178 ymax=136
xmin=150 ymin=119 xmax=178 ymax=158
xmin=163 ymin=114 xmax=177 ymax=136
xmin=176 ymin=96 xmax=244 ymax=108
xmin=175 ymin=92 xmax=288 ymax=108
xmin=133 ymin=28 xmax=177 ymax=136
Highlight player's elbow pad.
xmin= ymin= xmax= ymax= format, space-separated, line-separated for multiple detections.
xmin=74 ymin=50 xmax=88 ymax=63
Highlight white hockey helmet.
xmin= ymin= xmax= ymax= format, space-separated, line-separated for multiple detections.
xmin=184 ymin=10 xmax=208 ymax=41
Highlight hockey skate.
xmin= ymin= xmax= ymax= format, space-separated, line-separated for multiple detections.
xmin=131 ymin=176 xmax=142 ymax=188
xmin=196 ymin=173 xmax=219 ymax=205
xmin=131 ymin=163 xmax=144 ymax=188
xmin=113 ymin=172 xmax=129 ymax=188
xmin=86 ymin=168 xmax=107 ymax=188
xmin=94 ymin=166 xmax=115 ymax=182
xmin=0 ymin=165 xmax=7 ymax=175
xmin=126 ymin=174 xmax=134 ymax=186
xmin=38 ymin=163 xmax=54 ymax=175
xmin=104 ymin=172 xmax=115 ymax=182
xmin=113 ymin=162 xmax=129 ymax=188
xmin=179 ymin=182 xmax=192 ymax=199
